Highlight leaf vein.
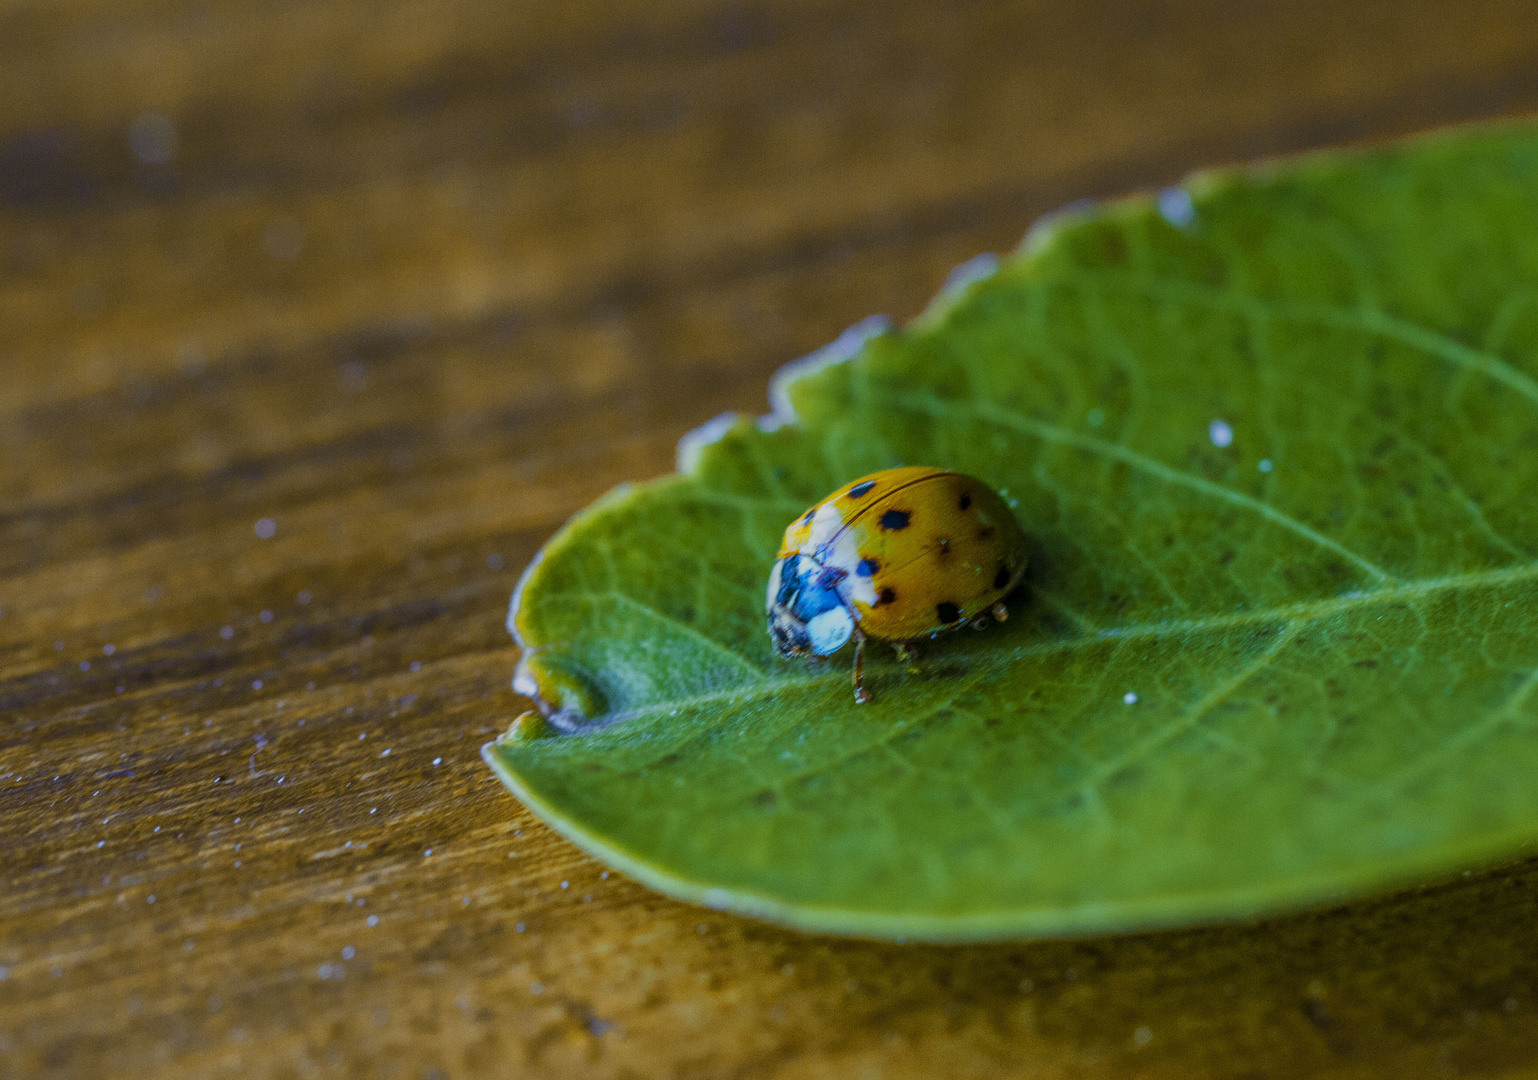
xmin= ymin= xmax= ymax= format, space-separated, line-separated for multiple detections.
xmin=562 ymin=591 xmax=768 ymax=680
xmin=905 ymin=395 xmax=1395 ymax=583
xmin=1080 ymin=621 xmax=1302 ymax=792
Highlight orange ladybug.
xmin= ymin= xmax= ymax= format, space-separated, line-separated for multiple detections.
xmin=766 ymin=466 xmax=1028 ymax=702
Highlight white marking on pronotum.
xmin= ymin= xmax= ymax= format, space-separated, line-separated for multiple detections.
xmin=1209 ymin=419 xmax=1233 ymax=448
xmin=1158 ymin=187 xmax=1196 ymax=229
xmin=842 ymin=550 xmax=877 ymax=609
xmin=758 ymin=314 xmax=892 ymax=432
xmin=801 ymin=501 xmax=878 ymax=608
xmin=675 ymin=411 xmax=743 ymax=475
xmin=805 ymin=501 xmax=848 ymax=559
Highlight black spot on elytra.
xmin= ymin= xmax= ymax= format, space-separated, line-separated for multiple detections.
xmin=846 ymin=480 xmax=876 ymax=499
xmin=937 ymin=538 xmax=950 ymax=555
xmin=856 ymin=558 xmax=879 ymax=577
xmin=994 ymin=565 xmax=1010 ymax=589
xmin=877 ymin=588 xmax=897 ymax=606
xmin=880 ymin=509 xmax=911 ymax=530
xmin=936 ymin=601 xmax=962 ymax=623
xmin=959 ymin=492 xmax=972 ymax=511
xmin=978 ymin=526 xmax=994 ymax=539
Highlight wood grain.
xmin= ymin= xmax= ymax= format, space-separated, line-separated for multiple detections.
xmin=5 ymin=2 xmax=1538 ymax=1076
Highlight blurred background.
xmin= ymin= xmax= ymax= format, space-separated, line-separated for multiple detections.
xmin=5 ymin=2 xmax=1538 ymax=1077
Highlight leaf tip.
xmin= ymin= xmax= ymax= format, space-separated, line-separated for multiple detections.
xmin=511 ymin=650 xmax=611 ymax=734
xmin=499 ymin=711 xmax=551 ymax=744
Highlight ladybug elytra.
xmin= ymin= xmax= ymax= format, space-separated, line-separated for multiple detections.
xmin=766 ymin=466 xmax=1028 ymax=702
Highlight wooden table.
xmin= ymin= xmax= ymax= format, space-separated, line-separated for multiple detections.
xmin=6 ymin=2 xmax=1538 ymax=1076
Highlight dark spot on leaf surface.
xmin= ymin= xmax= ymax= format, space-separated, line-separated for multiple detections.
xmin=846 ymin=480 xmax=876 ymax=499
xmin=880 ymin=509 xmax=911 ymax=530
xmin=937 ymin=602 xmax=962 ymax=623
xmin=753 ymin=790 xmax=777 ymax=811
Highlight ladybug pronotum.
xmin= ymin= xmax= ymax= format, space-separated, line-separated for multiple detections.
xmin=766 ymin=466 xmax=1028 ymax=703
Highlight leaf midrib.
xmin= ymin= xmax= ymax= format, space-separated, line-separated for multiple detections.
xmin=547 ymin=559 xmax=1538 ymax=726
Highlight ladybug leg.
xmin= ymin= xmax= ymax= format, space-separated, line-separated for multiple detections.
xmin=893 ymin=641 xmax=922 ymax=670
xmin=991 ymin=601 xmax=1009 ymax=622
xmin=852 ymin=629 xmax=872 ymax=704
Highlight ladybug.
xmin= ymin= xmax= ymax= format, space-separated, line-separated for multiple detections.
xmin=766 ymin=466 xmax=1028 ymax=703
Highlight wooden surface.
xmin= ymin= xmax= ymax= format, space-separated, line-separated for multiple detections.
xmin=6 ymin=2 xmax=1538 ymax=1076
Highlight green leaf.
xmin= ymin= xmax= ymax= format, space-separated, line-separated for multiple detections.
xmin=485 ymin=121 xmax=1538 ymax=941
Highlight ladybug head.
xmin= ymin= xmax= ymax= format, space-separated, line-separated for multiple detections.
xmin=766 ymin=554 xmax=855 ymax=658
xmin=768 ymin=605 xmax=812 ymax=657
